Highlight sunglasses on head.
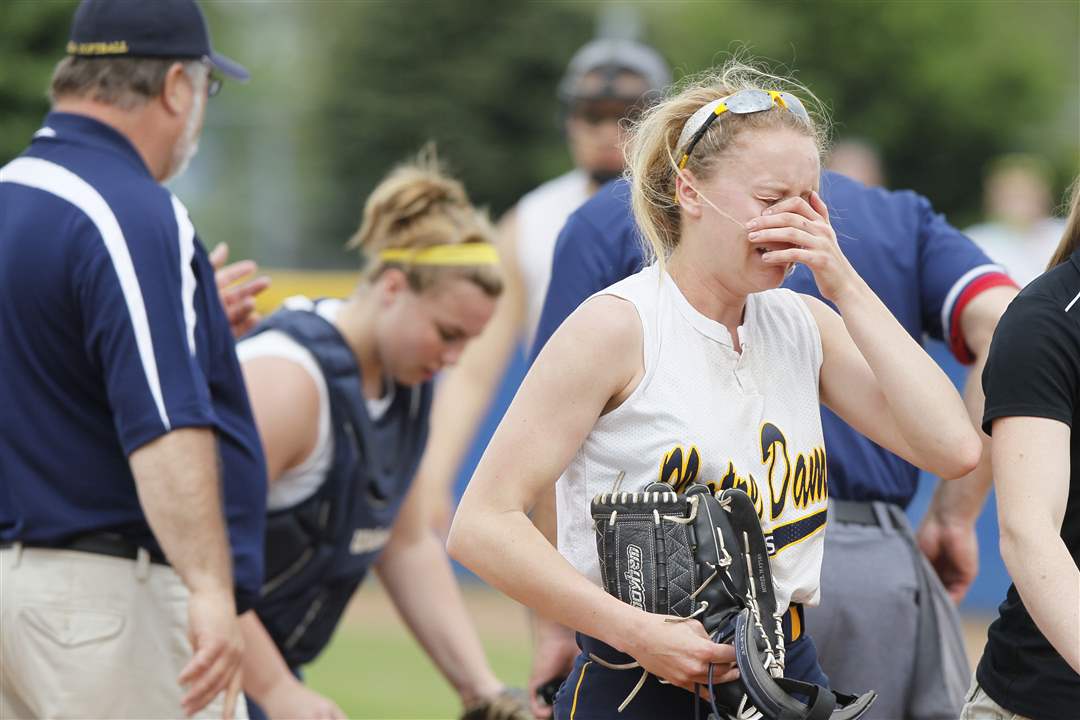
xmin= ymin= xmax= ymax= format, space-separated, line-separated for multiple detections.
xmin=677 ymin=89 xmax=810 ymax=170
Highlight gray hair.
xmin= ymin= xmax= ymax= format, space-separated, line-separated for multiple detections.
xmin=49 ymin=56 xmax=207 ymax=110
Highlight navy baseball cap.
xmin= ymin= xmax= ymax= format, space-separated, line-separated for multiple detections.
xmin=67 ymin=0 xmax=249 ymax=81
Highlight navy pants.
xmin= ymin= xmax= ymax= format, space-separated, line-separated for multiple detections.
xmin=554 ymin=612 xmax=828 ymax=720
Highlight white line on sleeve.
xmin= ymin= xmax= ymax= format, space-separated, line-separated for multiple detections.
xmin=1 ymin=157 xmax=172 ymax=430
xmin=171 ymin=195 xmax=198 ymax=356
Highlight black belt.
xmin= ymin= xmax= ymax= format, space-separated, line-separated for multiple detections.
xmin=0 ymin=532 xmax=169 ymax=565
xmin=830 ymin=499 xmax=890 ymax=527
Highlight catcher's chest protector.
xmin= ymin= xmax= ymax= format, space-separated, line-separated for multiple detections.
xmin=249 ymin=308 xmax=432 ymax=667
xmin=592 ymin=485 xmax=876 ymax=720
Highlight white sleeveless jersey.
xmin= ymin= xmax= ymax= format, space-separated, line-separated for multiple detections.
xmin=556 ymin=264 xmax=829 ymax=610
xmin=515 ymin=169 xmax=590 ymax=347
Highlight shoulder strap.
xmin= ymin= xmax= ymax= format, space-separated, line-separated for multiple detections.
xmin=254 ymin=307 xmax=374 ymax=483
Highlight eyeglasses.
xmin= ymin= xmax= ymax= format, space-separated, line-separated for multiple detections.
xmin=198 ymin=57 xmax=223 ymax=98
xmin=676 ymin=89 xmax=810 ymax=169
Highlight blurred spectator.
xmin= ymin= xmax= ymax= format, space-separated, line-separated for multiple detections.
xmin=965 ymin=154 xmax=1066 ymax=285
xmin=826 ymin=137 xmax=886 ymax=187
xmin=413 ymin=38 xmax=670 ymax=524
xmin=521 ymin=37 xmax=671 ymax=346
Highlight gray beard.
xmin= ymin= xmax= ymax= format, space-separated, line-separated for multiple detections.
xmin=164 ymin=91 xmax=204 ymax=182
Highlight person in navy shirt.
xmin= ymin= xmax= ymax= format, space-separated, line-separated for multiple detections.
xmin=0 ymin=2 xmax=264 ymax=718
xmin=526 ymin=173 xmax=1019 ymax=719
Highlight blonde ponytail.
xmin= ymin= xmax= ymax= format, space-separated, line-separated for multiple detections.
xmin=348 ymin=145 xmax=501 ymax=297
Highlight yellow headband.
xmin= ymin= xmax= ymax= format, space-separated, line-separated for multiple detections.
xmin=378 ymin=243 xmax=499 ymax=267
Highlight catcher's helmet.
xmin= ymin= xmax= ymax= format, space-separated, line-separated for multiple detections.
xmin=557 ymin=38 xmax=671 ymax=105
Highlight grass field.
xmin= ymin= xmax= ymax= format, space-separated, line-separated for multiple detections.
xmin=304 ymin=580 xmax=532 ymax=719
xmin=302 ymin=580 xmax=994 ymax=720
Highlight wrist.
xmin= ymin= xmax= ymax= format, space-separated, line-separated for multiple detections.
xmin=532 ymin=613 xmax=573 ymax=642
xmin=457 ymin=674 xmax=503 ymax=708
xmin=827 ymin=271 xmax=871 ymax=310
xmin=605 ymin=604 xmax=647 ymax=656
xmin=935 ymin=512 xmax=979 ymax=531
xmin=251 ymin=667 xmax=302 ymax=705
xmin=186 ymin=580 xmax=236 ymax=609
xmin=926 ymin=495 xmax=980 ymax=529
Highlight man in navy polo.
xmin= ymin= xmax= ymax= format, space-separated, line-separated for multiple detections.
xmin=526 ymin=174 xmax=1019 ymax=719
xmin=0 ymin=2 xmax=264 ymax=718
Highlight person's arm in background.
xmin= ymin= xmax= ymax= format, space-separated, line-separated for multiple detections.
xmin=904 ymin=189 xmax=1021 ymax=602
xmin=525 ymin=183 xmax=645 ymax=717
xmin=992 ymin=416 xmax=1080 ymax=673
xmin=209 ymin=243 xmax=271 ymax=338
xmin=414 ymin=209 xmax=526 ymax=530
xmin=375 ymin=469 xmax=520 ymax=715
xmin=527 ymin=485 xmax=578 ymax=719
xmin=918 ymin=285 xmax=1016 ymax=602
xmin=238 ymin=611 xmax=345 ymax=720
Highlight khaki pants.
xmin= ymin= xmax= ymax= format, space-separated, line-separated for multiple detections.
xmin=959 ymin=675 xmax=1032 ymax=720
xmin=0 ymin=544 xmax=247 ymax=719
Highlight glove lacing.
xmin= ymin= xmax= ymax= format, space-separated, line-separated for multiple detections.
xmin=589 ymin=494 xmax=786 ymax=714
xmin=591 ymin=495 xmax=742 ymax=713
xmin=737 ymin=529 xmax=785 ymax=678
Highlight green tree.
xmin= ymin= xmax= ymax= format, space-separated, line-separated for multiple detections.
xmin=0 ymin=1 xmax=78 ymax=164
xmin=646 ymin=0 xmax=1079 ymax=224
xmin=309 ymin=0 xmax=598 ymax=250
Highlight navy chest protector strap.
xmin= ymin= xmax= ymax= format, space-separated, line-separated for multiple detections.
xmin=247 ymin=306 xmax=431 ymax=666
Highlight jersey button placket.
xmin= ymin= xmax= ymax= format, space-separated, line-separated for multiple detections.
xmin=733 ymin=326 xmax=756 ymax=395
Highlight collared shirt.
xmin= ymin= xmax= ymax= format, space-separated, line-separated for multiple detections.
xmin=530 ymin=172 xmax=1016 ymax=508
xmin=0 ymin=112 xmax=266 ymax=610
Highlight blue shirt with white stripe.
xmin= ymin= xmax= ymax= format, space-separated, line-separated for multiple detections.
xmin=0 ymin=112 xmax=266 ymax=609
xmin=531 ymin=173 xmax=1012 ymax=508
